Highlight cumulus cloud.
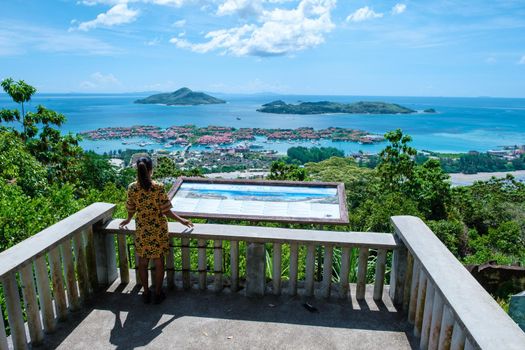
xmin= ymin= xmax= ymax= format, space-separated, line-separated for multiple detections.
xmin=80 ymin=72 xmax=122 ymax=90
xmin=217 ymin=0 xmax=264 ymax=17
xmin=77 ymin=3 xmax=139 ymax=31
xmin=519 ymin=55 xmax=525 ymax=64
xmin=392 ymin=3 xmax=406 ymax=15
xmin=172 ymin=19 xmax=186 ymax=27
xmin=346 ymin=6 xmax=383 ymax=22
xmin=170 ymin=0 xmax=336 ymax=57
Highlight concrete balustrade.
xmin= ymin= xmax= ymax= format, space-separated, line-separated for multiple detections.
xmin=1 ymin=204 xmax=525 ymax=349
xmin=391 ymin=216 xmax=525 ymax=350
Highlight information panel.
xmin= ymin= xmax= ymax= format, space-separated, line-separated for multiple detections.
xmin=168 ymin=177 xmax=348 ymax=225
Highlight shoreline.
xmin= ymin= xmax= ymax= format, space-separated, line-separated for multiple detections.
xmin=449 ymin=170 xmax=525 ymax=186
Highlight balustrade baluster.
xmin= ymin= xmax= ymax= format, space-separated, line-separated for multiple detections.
xmin=61 ymin=239 xmax=80 ymax=311
xmin=117 ymin=234 xmax=130 ymax=284
xmin=48 ymin=246 xmax=68 ymax=321
xmin=289 ymin=243 xmax=298 ymax=296
xmin=3 ymin=272 xmax=27 ymax=349
xmin=339 ymin=246 xmax=351 ymax=299
xmin=321 ymin=245 xmax=333 ymax=298
xmin=374 ymin=249 xmax=387 ymax=301
xmin=34 ymin=255 xmax=56 ymax=333
xmin=166 ymin=237 xmax=175 ymax=289
xmin=198 ymin=239 xmax=207 ymax=290
xmin=20 ymin=263 xmax=44 ymax=344
xmin=214 ymin=240 xmax=223 ymax=292
xmin=437 ymin=304 xmax=454 ymax=350
xmin=305 ymin=245 xmax=316 ymax=296
xmin=272 ymin=243 xmax=282 ymax=295
xmin=450 ymin=322 xmax=465 ymax=350
xmin=356 ymin=247 xmax=369 ymax=300
xmin=414 ymin=270 xmax=427 ymax=337
xmin=182 ymin=238 xmax=191 ymax=290
xmin=230 ymin=240 xmax=239 ymax=292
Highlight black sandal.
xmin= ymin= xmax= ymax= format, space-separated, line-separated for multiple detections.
xmin=142 ymin=292 xmax=152 ymax=304
xmin=154 ymin=291 xmax=166 ymax=304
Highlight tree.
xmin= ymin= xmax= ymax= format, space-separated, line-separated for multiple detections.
xmin=0 ymin=78 xmax=83 ymax=184
xmin=0 ymin=131 xmax=47 ymax=196
xmin=377 ymin=129 xmax=417 ymax=194
xmin=411 ymin=159 xmax=451 ymax=220
xmin=267 ymin=161 xmax=307 ymax=181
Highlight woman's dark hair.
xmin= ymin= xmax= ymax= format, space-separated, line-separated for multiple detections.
xmin=136 ymin=156 xmax=153 ymax=190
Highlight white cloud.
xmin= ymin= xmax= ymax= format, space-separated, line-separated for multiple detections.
xmin=147 ymin=0 xmax=188 ymax=6
xmin=172 ymin=19 xmax=186 ymax=27
xmin=392 ymin=3 xmax=406 ymax=15
xmin=346 ymin=6 xmax=383 ymax=22
xmin=77 ymin=3 xmax=139 ymax=31
xmin=170 ymin=0 xmax=336 ymax=57
xmin=145 ymin=37 xmax=161 ymax=46
xmin=217 ymin=0 xmax=264 ymax=17
xmin=519 ymin=55 xmax=525 ymax=64
xmin=80 ymin=72 xmax=122 ymax=90
xmin=0 ymin=21 xmax=118 ymax=56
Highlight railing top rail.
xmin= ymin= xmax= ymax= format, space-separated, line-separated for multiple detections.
xmin=104 ymin=219 xmax=397 ymax=249
xmin=391 ymin=215 xmax=525 ymax=350
xmin=0 ymin=202 xmax=115 ymax=279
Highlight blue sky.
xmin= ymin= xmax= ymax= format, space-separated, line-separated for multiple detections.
xmin=1 ymin=0 xmax=524 ymax=97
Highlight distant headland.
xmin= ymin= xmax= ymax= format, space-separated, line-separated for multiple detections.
xmin=257 ymin=100 xmax=417 ymax=115
xmin=135 ymin=87 xmax=226 ymax=106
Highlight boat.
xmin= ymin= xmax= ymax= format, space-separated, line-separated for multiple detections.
xmin=236 ymin=117 xmax=241 ymax=120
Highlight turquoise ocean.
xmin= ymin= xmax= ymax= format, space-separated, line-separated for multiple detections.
xmin=1 ymin=93 xmax=524 ymax=155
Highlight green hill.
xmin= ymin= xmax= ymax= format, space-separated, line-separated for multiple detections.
xmin=257 ymin=100 xmax=416 ymax=114
xmin=135 ymin=87 xmax=226 ymax=105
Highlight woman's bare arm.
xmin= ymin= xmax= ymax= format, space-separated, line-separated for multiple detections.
xmin=165 ymin=210 xmax=194 ymax=228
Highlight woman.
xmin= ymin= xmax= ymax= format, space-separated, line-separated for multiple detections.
xmin=119 ymin=156 xmax=193 ymax=304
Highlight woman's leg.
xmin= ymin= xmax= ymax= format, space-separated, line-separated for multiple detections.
xmin=154 ymin=256 xmax=165 ymax=295
xmin=138 ymin=257 xmax=149 ymax=294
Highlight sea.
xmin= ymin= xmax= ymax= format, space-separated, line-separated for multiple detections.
xmin=1 ymin=93 xmax=524 ymax=155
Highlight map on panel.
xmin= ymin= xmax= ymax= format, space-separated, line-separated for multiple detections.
xmin=169 ymin=179 xmax=348 ymax=224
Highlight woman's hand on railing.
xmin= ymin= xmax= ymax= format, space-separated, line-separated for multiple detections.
xmin=180 ymin=218 xmax=194 ymax=228
xmin=119 ymin=218 xmax=131 ymax=229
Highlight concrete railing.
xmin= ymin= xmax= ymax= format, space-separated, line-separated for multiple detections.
xmin=2 ymin=204 xmax=524 ymax=350
xmin=0 ymin=203 xmax=116 ymax=350
xmin=103 ymin=219 xmax=397 ymax=299
xmin=0 ymin=203 xmax=397 ymax=349
xmin=390 ymin=216 xmax=525 ymax=350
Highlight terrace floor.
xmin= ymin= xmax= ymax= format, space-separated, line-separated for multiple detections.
xmin=37 ymin=276 xmax=417 ymax=350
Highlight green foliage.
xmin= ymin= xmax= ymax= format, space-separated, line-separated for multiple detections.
xmin=0 ymin=182 xmax=84 ymax=251
xmin=426 ymin=220 xmax=464 ymax=256
xmin=411 ymin=159 xmax=451 ymax=220
xmin=78 ymin=151 xmax=118 ymax=191
xmin=0 ymin=131 xmax=47 ymax=196
xmin=267 ymin=161 xmax=308 ymax=181
xmin=377 ymin=129 xmax=417 ymax=193
xmin=286 ymin=146 xmax=344 ymax=164
xmin=305 ymin=157 xmax=376 ymax=209
xmin=1 ymin=78 xmax=83 ymax=185
xmin=418 ymin=151 xmax=524 ymax=174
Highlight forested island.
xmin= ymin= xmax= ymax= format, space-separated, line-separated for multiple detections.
xmin=257 ymin=100 xmax=417 ymax=114
xmin=135 ymin=87 xmax=226 ymax=105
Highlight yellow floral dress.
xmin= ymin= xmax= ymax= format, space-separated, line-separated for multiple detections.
xmin=126 ymin=181 xmax=173 ymax=258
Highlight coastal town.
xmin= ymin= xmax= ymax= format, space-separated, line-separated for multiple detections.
xmin=79 ymin=125 xmax=385 ymax=147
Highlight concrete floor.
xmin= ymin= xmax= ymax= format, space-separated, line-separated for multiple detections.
xmin=38 ymin=279 xmax=417 ymax=350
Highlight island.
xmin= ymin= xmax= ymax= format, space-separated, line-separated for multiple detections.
xmin=256 ymin=100 xmax=416 ymax=114
xmin=424 ymin=108 xmax=437 ymax=113
xmin=79 ymin=125 xmax=385 ymax=145
xmin=135 ymin=87 xmax=226 ymax=106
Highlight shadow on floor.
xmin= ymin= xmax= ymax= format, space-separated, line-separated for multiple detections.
xmin=39 ymin=282 xmax=418 ymax=349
